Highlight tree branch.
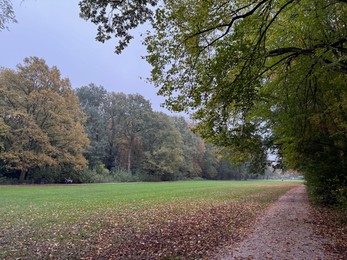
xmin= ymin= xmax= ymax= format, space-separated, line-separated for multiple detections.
xmin=184 ymin=0 xmax=270 ymax=49
xmin=268 ymin=47 xmax=314 ymax=56
xmin=268 ymin=42 xmax=347 ymax=74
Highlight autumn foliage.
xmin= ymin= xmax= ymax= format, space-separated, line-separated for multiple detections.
xmin=0 ymin=57 xmax=89 ymax=182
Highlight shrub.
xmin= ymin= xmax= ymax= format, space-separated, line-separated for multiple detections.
xmin=0 ymin=175 xmax=19 ymax=185
xmin=110 ymin=169 xmax=140 ymax=182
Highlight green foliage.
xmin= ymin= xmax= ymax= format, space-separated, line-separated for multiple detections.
xmin=82 ymin=0 xmax=347 ymax=206
xmin=0 ymin=175 xmax=18 ymax=184
xmin=173 ymin=117 xmax=206 ymax=178
xmin=217 ymin=160 xmax=250 ymax=180
xmin=200 ymin=143 xmax=219 ymax=179
xmin=1 ymin=59 xmax=268 ymax=183
xmin=76 ymin=84 xmax=108 ymax=168
xmin=78 ymin=170 xmax=111 ymax=183
xmin=145 ymin=0 xmax=347 ymax=206
xmin=100 ymin=92 xmax=154 ymax=172
xmin=141 ymin=113 xmax=183 ymax=180
xmin=110 ymin=169 xmax=140 ymax=182
xmin=79 ymin=0 xmax=158 ymax=53
xmin=76 ymin=85 xmax=243 ymax=182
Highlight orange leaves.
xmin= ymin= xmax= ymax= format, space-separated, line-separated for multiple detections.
xmin=0 ymin=57 xmax=89 ymax=175
xmin=309 ymin=206 xmax=347 ymax=259
xmin=96 ymin=200 xmax=263 ymax=259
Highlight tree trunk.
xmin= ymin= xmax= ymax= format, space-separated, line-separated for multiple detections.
xmin=19 ymin=170 xmax=27 ymax=183
xmin=127 ymin=135 xmax=134 ymax=173
xmin=127 ymin=145 xmax=131 ymax=173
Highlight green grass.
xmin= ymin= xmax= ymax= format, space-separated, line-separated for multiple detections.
xmin=0 ymin=180 xmax=302 ymax=258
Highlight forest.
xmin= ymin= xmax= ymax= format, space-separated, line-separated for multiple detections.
xmin=0 ymin=57 xmax=266 ymax=184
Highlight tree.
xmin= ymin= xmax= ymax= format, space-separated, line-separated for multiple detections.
xmin=141 ymin=112 xmax=183 ymax=180
xmin=0 ymin=0 xmax=16 ymax=31
xmin=82 ymin=0 xmax=347 ymax=206
xmin=173 ymin=117 xmax=205 ymax=178
xmin=76 ymin=86 xmax=186 ymax=180
xmin=200 ymin=143 xmax=219 ymax=179
xmin=0 ymin=57 xmax=89 ymax=182
xmin=102 ymin=92 xmax=153 ymax=172
xmin=76 ymin=84 xmax=108 ymax=168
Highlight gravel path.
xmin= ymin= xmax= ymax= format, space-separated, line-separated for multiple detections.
xmin=218 ymin=184 xmax=330 ymax=259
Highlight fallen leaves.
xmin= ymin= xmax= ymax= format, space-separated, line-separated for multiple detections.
xmin=309 ymin=206 xmax=347 ymax=259
xmin=98 ymin=201 xmax=260 ymax=258
xmin=0 ymin=182 xmax=301 ymax=259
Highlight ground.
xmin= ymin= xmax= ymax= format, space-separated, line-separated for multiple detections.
xmin=1 ymin=182 xmax=346 ymax=259
xmin=214 ymin=184 xmax=346 ymax=259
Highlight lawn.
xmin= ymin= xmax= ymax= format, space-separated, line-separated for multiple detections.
xmin=0 ymin=180 xmax=302 ymax=259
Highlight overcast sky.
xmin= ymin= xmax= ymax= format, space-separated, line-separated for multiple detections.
xmin=1 ymin=0 xmax=172 ymax=113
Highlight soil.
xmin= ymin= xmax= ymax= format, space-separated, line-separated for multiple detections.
xmin=214 ymin=184 xmax=336 ymax=260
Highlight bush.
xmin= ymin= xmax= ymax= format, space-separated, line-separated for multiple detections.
xmin=110 ymin=169 xmax=140 ymax=182
xmin=135 ymin=171 xmax=161 ymax=182
xmin=334 ymin=187 xmax=347 ymax=209
xmin=0 ymin=175 xmax=19 ymax=185
xmin=304 ymin=160 xmax=347 ymax=209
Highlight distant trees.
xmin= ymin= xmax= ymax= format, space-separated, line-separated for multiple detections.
xmin=0 ymin=57 xmax=89 ymax=182
xmin=75 ymin=84 xmax=108 ymax=168
xmin=141 ymin=112 xmax=183 ymax=180
xmin=173 ymin=117 xmax=205 ymax=178
xmin=0 ymin=58 xmax=262 ymax=183
xmin=76 ymin=87 xmax=156 ymax=173
xmin=76 ymin=84 xmax=253 ymax=181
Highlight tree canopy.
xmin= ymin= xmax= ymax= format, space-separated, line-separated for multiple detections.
xmin=81 ymin=0 xmax=347 ymax=206
xmin=76 ymin=84 xmax=231 ymax=181
xmin=1 ymin=58 xmax=265 ymax=184
xmin=0 ymin=57 xmax=89 ymax=182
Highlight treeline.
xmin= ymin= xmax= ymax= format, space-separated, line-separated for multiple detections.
xmin=75 ymin=84 xmax=252 ymax=182
xmin=0 ymin=57 xmax=257 ymax=183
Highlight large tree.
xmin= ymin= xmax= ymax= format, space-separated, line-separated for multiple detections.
xmin=0 ymin=57 xmax=89 ymax=182
xmin=81 ymin=0 xmax=347 ymax=206
xmin=141 ymin=112 xmax=183 ymax=180
xmin=102 ymin=92 xmax=154 ymax=172
xmin=76 ymin=84 xmax=108 ymax=168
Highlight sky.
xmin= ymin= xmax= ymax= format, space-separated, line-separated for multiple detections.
xmin=1 ymin=0 xmax=172 ymax=113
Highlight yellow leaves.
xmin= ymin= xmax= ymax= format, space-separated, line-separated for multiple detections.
xmin=0 ymin=117 xmax=10 ymax=138
xmin=0 ymin=57 xmax=89 ymax=173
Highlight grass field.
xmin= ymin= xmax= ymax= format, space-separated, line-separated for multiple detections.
xmin=0 ymin=180 xmax=302 ymax=259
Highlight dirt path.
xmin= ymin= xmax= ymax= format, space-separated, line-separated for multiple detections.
xmin=217 ymin=184 xmax=330 ymax=259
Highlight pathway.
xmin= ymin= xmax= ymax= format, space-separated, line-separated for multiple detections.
xmin=217 ymin=185 xmax=330 ymax=259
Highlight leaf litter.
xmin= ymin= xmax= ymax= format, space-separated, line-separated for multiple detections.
xmin=0 ymin=183 xmax=301 ymax=259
